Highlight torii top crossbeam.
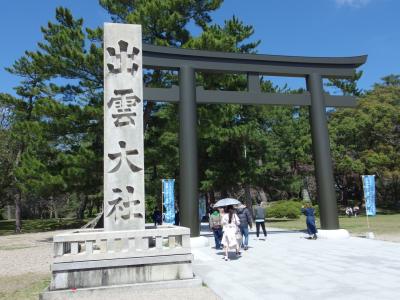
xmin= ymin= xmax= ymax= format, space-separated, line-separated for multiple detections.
xmin=142 ymin=45 xmax=367 ymax=107
xmin=143 ymin=44 xmax=366 ymax=77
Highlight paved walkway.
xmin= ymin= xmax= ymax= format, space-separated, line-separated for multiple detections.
xmin=192 ymin=225 xmax=400 ymax=300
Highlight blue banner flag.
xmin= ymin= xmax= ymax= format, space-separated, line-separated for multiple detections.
xmin=362 ymin=175 xmax=376 ymax=216
xmin=162 ymin=179 xmax=175 ymax=224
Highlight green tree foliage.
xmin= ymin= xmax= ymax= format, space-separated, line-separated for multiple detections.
xmin=327 ymin=70 xmax=363 ymax=96
xmin=1 ymin=0 xmax=399 ymax=232
xmin=330 ymin=75 xmax=400 ymax=208
xmin=0 ymin=0 xmax=229 ymax=226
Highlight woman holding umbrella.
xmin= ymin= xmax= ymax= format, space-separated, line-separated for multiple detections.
xmin=221 ymin=205 xmax=241 ymax=261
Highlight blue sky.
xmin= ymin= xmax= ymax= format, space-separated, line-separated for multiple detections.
xmin=1 ymin=0 xmax=399 ymax=95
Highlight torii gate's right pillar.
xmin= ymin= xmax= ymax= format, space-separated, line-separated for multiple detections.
xmin=307 ymin=73 xmax=339 ymax=230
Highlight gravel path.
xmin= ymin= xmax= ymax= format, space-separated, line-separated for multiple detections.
xmin=0 ymin=230 xmax=64 ymax=276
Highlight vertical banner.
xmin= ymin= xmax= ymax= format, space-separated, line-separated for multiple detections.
xmin=362 ymin=175 xmax=376 ymax=216
xmin=199 ymin=194 xmax=206 ymax=222
xmin=162 ymin=179 xmax=175 ymax=224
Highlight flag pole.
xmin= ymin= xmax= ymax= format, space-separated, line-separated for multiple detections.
xmin=364 ymin=197 xmax=370 ymax=230
xmin=361 ymin=176 xmax=370 ymax=230
xmin=161 ymin=179 xmax=164 ymax=225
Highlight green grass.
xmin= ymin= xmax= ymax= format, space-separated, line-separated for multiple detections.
xmin=0 ymin=244 xmax=34 ymax=251
xmin=0 ymin=218 xmax=88 ymax=236
xmin=267 ymin=213 xmax=400 ymax=236
xmin=0 ymin=274 xmax=50 ymax=300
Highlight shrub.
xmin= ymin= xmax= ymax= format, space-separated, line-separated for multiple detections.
xmin=313 ymin=204 xmax=319 ymax=217
xmin=267 ymin=200 xmax=302 ymax=219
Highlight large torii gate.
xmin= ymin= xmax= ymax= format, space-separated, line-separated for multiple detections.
xmin=142 ymin=45 xmax=367 ymax=237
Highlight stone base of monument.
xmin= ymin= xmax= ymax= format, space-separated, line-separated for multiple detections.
xmin=317 ymin=229 xmax=350 ymax=239
xmin=40 ymin=278 xmax=202 ymax=300
xmin=40 ymin=225 xmax=200 ymax=299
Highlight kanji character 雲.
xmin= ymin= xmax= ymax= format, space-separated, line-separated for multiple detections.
xmin=108 ymin=89 xmax=141 ymax=127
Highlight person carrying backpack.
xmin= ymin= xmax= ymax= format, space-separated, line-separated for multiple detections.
xmin=209 ymin=206 xmax=223 ymax=250
xmin=236 ymin=204 xmax=253 ymax=250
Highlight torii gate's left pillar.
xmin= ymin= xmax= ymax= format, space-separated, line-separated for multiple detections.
xmin=179 ymin=65 xmax=200 ymax=237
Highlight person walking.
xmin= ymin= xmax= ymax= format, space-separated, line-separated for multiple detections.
xmin=253 ymin=200 xmax=267 ymax=240
xmin=236 ymin=204 xmax=253 ymax=250
xmin=209 ymin=206 xmax=223 ymax=250
xmin=221 ymin=205 xmax=241 ymax=261
xmin=153 ymin=208 xmax=162 ymax=227
xmin=174 ymin=206 xmax=180 ymax=225
xmin=353 ymin=205 xmax=360 ymax=217
xmin=301 ymin=202 xmax=318 ymax=239
xmin=345 ymin=207 xmax=353 ymax=217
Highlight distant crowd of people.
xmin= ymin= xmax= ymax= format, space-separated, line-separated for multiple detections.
xmin=345 ymin=205 xmax=360 ymax=217
xmin=209 ymin=200 xmax=318 ymax=260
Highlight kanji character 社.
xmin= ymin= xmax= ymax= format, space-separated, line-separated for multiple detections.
xmin=106 ymin=185 xmax=143 ymax=221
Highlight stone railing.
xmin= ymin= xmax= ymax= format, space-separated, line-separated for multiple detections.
xmin=52 ymin=225 xmax=191 ymax=264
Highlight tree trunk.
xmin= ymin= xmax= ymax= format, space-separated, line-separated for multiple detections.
xmin=96 ymin=200 xmax=101 ymax=214
xmin=15 ymin=192 xmax=22 ymax=233
xmin=87 ymin=198 xmax=94 ymax=218
xmin=209 ymin=190 xmax=215 ymax=203
xmin=77 ymin=194 xmax=88 ymax=220
xmin=39 ymin=205 xmax=44 ymax=219
xmin=53 ymin=197 xmax=59 ymax=219
xmin=221 ymin=190 xmax=229 ymax=198
xmin=143 ymin=101 xmax=155 ymax=131
xmin=258 ymin=188 xmax=268 ymax=203
xmin=6 ymin=205 xmax=12 ymax=220
xmin=244 ymin=184 xmax=252 ymax=210
xmin=48 ymin=196 xmax=56 ymax=219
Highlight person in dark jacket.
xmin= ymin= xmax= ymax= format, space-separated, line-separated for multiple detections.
xmin=153 ymin=208 xmax=162 ymax=227
xmin=174 ymin=206 xmax=180 ymax=226
xmin=301 ymin=202 xmax=317 ymax=239
xmin=236 ymin=204 xmax=253 ymax=250
xmin=253 ymin=200 xmax=267 ymax=240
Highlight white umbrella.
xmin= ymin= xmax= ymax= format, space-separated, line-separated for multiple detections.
xmin=213 ymin=198 xmax=241 ymax=208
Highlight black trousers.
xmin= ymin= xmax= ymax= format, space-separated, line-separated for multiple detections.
xmin=256 ymin=221 xmax=267 ymax=237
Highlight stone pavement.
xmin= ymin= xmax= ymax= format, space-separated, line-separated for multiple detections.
xmin=192 ymin=225 xmax=400 ymax=300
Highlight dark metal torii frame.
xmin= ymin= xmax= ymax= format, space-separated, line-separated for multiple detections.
xmin=142 ymin=44 xmax=367 ymax=237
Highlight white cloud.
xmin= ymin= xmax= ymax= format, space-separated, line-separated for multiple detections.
xmin=335 ymin=0 xmax=371 ymax=7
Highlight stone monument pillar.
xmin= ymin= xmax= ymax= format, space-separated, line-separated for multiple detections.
xmin=103 ymin=23 xmax=145 ymax=231
xmin=41 ymin=23 xmax=199 ymax=299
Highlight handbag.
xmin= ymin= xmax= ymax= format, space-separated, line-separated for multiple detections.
xmin=234 ymin=215 xmax=242 ymax=240
xmin=235 ymin=229 xmax=242 ymax=240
